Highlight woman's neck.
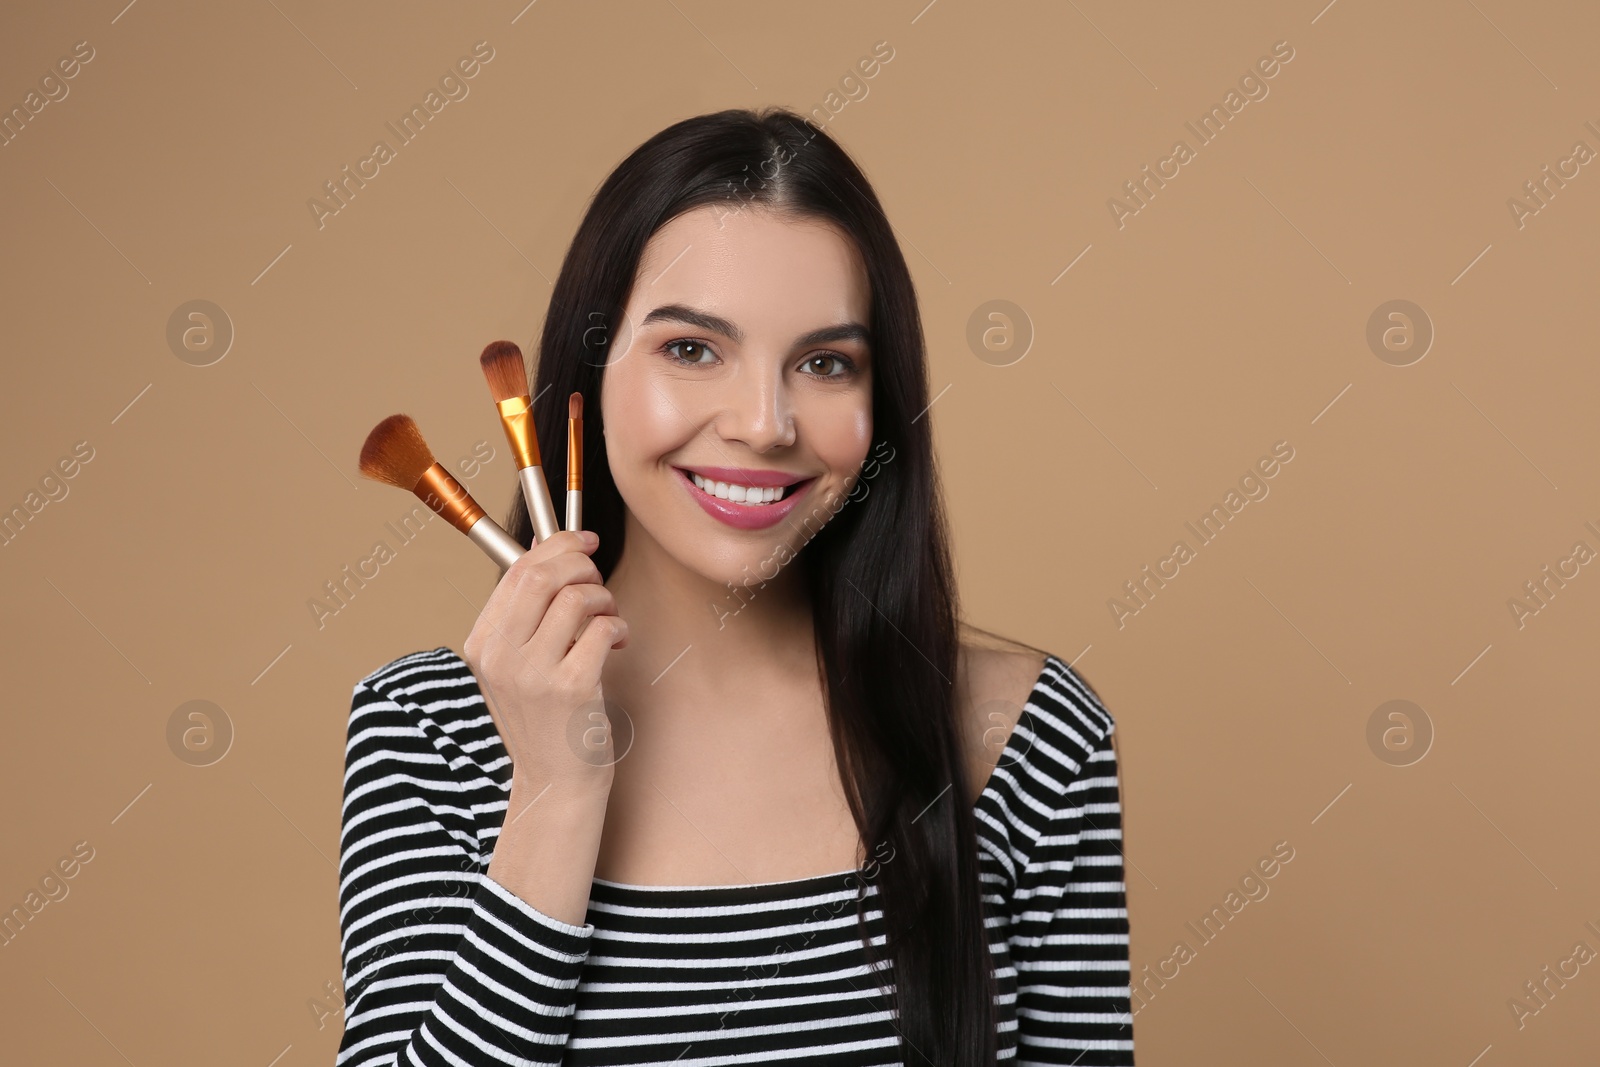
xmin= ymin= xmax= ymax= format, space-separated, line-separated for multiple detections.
xmin=602 ymin=510 xmax=817 ymax=704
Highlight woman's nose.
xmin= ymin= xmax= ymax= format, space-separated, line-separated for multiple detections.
xmin=716 ymin=364 xmax=795 ymax=452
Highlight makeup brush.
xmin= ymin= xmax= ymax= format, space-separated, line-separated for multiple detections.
xmin=358 ymin=414 xmax=523 ymax=571
xmin=478 ymin=340 xmax=561 ymax=544
xmin=566 ymin=392 xmax=583 ymax=532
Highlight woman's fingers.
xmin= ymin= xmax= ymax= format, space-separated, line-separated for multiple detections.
xmin=532 ymin=582 xmax=620 ymax=664
xmin=468 ymin=533 xmax=600 ymax=654
xmin=564 ymin=612 xmax=628 ymax=690
xmin=454 ymin=529 xmax=622 ymax=801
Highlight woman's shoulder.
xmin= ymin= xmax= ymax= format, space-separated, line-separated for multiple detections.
xmin=1029 ymin=651 xmax=1116 ymax=746
xmin=355 ymin=646 xmax=476 ymax=701
xmin=960 ymin=636 xmax=1117 ymax=806
xmin=350 ymin=646 xmax=490 ymax=737
xmin=347 ymin=645 xmax=507 ymax=783
xmin=960 ymin=633 xmax=1115 ymax=734
xmin=961 ymin=639 xmax=1122 ymax=889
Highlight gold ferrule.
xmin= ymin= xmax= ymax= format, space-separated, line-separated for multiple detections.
xmin=567 ymin=417 xmax=582 ymax=491
xmin=496 ymin=395 xmax=540 ymax=470
xmin=412 ymin=463 xmax=484 ymax=535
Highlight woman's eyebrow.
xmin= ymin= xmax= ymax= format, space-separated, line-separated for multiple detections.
xmin=641 ymin=304 xmax=742 ymax=341
xmin=796 ymin=322 xmax=871 ymax=348
xmin=640 ymin=303 xmax=870 ymax=348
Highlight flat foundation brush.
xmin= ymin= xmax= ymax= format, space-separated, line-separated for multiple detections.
xmin=479 ymin=340 xmax=561 ymax=544
xmin=358 ymin=414 xmax=523 ymax=571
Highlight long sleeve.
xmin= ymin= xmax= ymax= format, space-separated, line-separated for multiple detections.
xmin=1007 ymin=665 xmax=1135 ymax=1065
xmin=336 ymin=676 xmax=594 ymax=1066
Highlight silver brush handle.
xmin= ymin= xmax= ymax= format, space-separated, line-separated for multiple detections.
xmin=466 ymin=515 xmax=524 ymax=572
xmin=566 ymin=489 xmax=582 ymax=533
xmin=518 ymin=465 xmax=562 ymax=544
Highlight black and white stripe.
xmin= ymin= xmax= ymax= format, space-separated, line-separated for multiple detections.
xmin=336 ymin=647 xmax=1134 ymax=1065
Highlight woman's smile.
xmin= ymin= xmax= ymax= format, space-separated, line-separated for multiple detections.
xmin=672 ymin=465 xmax=818 ymax=530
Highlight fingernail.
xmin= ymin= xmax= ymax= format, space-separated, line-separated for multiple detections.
xmin=582 ymin=530 xmax=599 ymax=547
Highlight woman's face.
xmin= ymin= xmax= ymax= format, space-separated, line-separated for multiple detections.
xmin=601 ymin=204 xmax=873 ymax=591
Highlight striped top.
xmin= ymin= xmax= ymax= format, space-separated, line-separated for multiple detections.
xmin=336 ymin=647 xmax=1134 ymax=1066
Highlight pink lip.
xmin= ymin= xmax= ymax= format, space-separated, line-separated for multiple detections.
xmin=677 ymin=464 xmax=809 ymax=488
xmin=673 ymin=466 xmax=816 ymax=530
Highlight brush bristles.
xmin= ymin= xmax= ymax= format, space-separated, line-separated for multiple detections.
xmin=359 ymin=414 xmax=436 ymax=490
xmin=479 ymin=340 xmax=530 ymax=403
xmin=569 ymin=392 xmax=582 ymax=420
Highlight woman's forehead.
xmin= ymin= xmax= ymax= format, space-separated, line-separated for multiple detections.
xmin=630 ymin=207 xmax=871 ymax=331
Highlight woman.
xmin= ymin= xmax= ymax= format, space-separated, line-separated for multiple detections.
xmin=337 ymin=107 xmax=1134 ymax=1066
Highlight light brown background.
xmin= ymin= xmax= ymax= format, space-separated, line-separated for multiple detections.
xmin=3 ymin=1 xmax=1597 ymax=1063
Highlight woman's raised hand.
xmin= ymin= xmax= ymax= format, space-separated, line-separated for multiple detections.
xmin=461 ymin=529 xmax=628 ymax=799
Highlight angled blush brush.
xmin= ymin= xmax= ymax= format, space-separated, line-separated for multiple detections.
xmin=478 ymin=340 xmax=561 ymax=544
xmin=358 ymin=414 xmax=523 ymax=571
xmin=566 ymin=392 xmax=583 ymax=532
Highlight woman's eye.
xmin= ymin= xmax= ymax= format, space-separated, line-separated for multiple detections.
xmin=801 ymin=353 xmax=855 ymax=378
xmin=663 ymin=339 xmax=718 ymax=365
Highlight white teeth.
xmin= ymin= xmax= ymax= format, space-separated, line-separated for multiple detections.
xmin=689 ymin=471 xmax=785 ymax=505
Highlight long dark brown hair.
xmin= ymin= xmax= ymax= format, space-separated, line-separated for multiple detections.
xmin=508 ymin=107 xmax=998 ymax=1066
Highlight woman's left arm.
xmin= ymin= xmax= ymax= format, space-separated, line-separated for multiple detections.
xmin=1008 ymin=686 xmax=1136 ymax=1065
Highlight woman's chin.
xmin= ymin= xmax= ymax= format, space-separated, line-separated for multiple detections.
xmin=655 ymin=537 xmax=802 ymax=596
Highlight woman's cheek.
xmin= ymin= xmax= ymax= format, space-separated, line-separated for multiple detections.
xmin=607 ymin=363 xmax=688 ymax=465
xmin=815 ymin=402 xmax=872 ymax=477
